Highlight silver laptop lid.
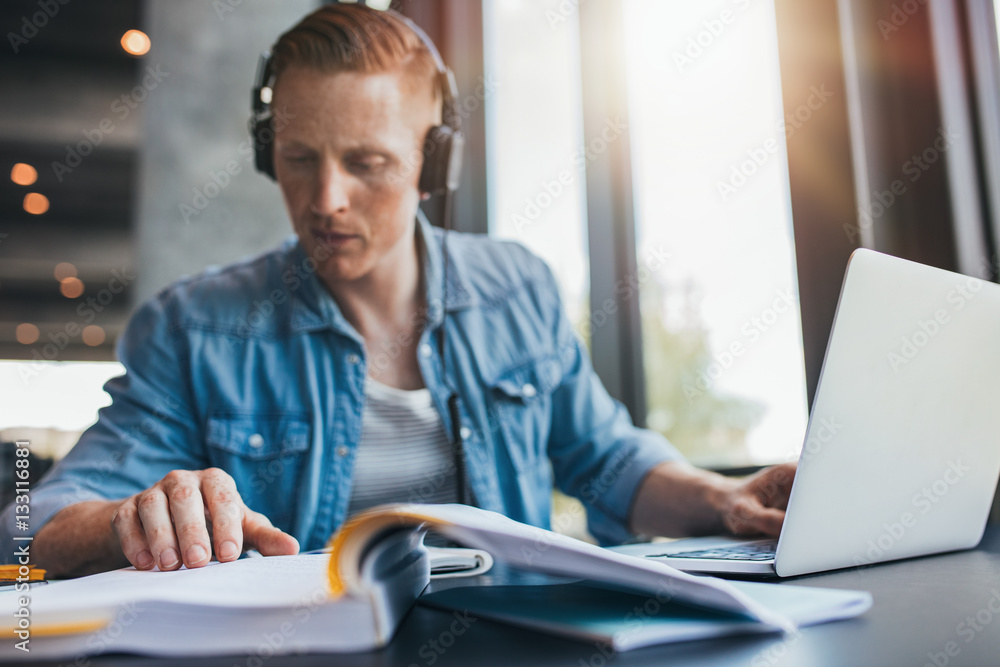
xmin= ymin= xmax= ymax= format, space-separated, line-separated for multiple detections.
xmin=775 ymin=249 xmax=1000 ymax=577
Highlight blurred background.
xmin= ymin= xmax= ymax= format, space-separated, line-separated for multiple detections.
xmin=1 ymin=0 xmax=998 ymax=523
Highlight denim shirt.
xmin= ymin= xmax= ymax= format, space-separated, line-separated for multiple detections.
xmin=1 ymin=213 xmax=681 ymax=555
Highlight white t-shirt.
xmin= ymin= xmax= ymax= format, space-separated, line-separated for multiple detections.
xmin=346 ymin=377 xmax=459 ymax=517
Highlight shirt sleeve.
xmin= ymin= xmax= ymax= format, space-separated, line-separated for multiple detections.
xmin=536 ymin=257 xmax=686 ymax=546
xmin=0 ymin=291 xmax=209 ymax=560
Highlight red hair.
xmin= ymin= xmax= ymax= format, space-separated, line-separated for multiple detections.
xmin=270 ymin=4 xmax=438 ymax=100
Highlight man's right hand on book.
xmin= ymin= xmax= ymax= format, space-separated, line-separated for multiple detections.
xmin=110 ymin=468 xmax=300 ymax=571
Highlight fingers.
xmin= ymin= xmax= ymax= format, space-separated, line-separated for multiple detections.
xmin=744 ymin=506 xmax=786 ymax=537
xmin=243 ymin=508 xmax=300 ymax=556
xmin=112 ymin=468 xmax=293 ymax=570
xmin=110 ymin=498 xmax=155 ymax=570
xmin=160 ymin=470 xmax=213 ymax=568
xmin=136 ymin=489 xmax=181 ymax=570
xmin=719 ymin=463 xmax=797 ymax=537
xmin=201 ymin=468 xmax=245 ymax=563
xmin=722 ymin=496 xmax=786 ymax=537
xmin=750 ymin=462 xmax=797 ymax=510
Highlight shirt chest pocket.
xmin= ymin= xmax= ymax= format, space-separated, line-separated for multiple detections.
xmin=487 ymin=355 xmax=562 ymax=473
xmin=205 ymin=414 xmax=311 ymax=528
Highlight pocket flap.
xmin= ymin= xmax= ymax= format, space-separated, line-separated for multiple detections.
xmin=206 ymin=414 xmax=310 ymax=460
xmin=489 ymin=355 xmax=562 ymax=401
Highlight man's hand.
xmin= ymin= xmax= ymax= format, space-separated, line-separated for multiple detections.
xmin=717 ymin=462 xmax=797 ymax=537
xmin=630 ymin=460 xmax=797 ymax=539
xmin=111 ymin=468 xmax=299 ymax=571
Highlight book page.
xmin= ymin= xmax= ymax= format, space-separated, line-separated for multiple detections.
xmin=334 ymin=504 xmax=795 ymax=631
xmin=1 ymin=555 xmax=334 ymax=620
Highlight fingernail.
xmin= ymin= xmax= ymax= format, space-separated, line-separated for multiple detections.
xmin=160 ymin=547 xmax=179 ymax=569
xmin=186 ymin=544 xmax=208 ymax=564
xmin=136 ymin=550 xmax=154 ymax=569
xmin=219 ymin=540 xmax=238 ymax=561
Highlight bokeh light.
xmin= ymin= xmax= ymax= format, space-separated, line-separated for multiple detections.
xmin=16 ymin=324 xmax=39 ymax=345
xmin=23 ymin=193 xmax=49 ymax=215
xmin=121 ymin=29 xmax=150 ymax=56
xmin=82 ymin=325 xmax=106 ymax=347
xmin=11 ymin=163 xmax=37 ymax=186
xmin=54 ymin=262 xmax=77 ymax=281
xmin=60 ymin=277 xmax=85 ymax=298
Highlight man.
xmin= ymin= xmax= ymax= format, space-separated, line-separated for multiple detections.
xmin=2 ymin=4 xmax=794 ymax=577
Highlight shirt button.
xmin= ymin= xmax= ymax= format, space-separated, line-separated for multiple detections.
xmin=521 ymin=383 xmax=537 ymax=398
xmin=347 ymin=353 xmax=361 ymax=365
xmin=248 ymin=433 xmax=265 ymax=448
xmin=420 ymin=344 xmax=433 ymax=358
xmin=459 ymin=426 xmax=472 ymax=440
xmin=336 ymin=446 xmax=350 ymax=458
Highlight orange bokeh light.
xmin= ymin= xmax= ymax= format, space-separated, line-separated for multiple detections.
xmin=121 ymin=29 xmax=150 ymax=56
xmin=60 ymin=277 xmax=85 ymax=298
xmin=82 ymin=325 xmax=106 ymax=347
xmin=16 ymin=323 xmax=39 ymax=345
xmin=23 ymin=192 xmax=49 ymax=215
xmin=11 ymin=163 xmax=37 ymax=186
xmin=54 ymin=262 xmax=77 ymax=281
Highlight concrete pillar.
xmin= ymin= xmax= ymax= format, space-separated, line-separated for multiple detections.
xmin=134 ymin=0 xmax=317 ymax=303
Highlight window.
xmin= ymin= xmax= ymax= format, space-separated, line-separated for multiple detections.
xmin=483 ymin=0 xmax=807 ymax=468
xmin=0 ymin=360 xmax=123 ymax=459
xmin=623 ymin=0 xmax=808 ymax=467
xmin=483 ymin=0 xmax=590 ymax=338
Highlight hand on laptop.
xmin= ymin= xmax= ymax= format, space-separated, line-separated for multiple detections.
xmin=718 ymin=462 xmax=796 ymax=537
xmin=110 ymin=468 xmax=300 ymax=571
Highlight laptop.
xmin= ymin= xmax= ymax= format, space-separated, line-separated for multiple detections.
xmin=612 ymin=249 xmax=1000 ymax=577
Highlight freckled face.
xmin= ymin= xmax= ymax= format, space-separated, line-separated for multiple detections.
xmin=272 ymin=66 xmax=437 ymax=284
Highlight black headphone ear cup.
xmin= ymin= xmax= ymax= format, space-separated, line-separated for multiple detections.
xmin=420 ymin=124 xmax=463 ymax=195
xmin=420 ymin=124 xmax=453 ymax=195
xmin=252 ymin=117 xmax=277 ymax=181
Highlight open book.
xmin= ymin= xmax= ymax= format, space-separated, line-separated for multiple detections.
xmin=0 ymin=504 xmax=871 ymax=660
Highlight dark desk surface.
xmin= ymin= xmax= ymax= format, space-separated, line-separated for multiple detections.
xmin=42 ymin=526 xmax=1000 ymax=667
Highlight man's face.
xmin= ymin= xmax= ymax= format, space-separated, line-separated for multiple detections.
xmin=272 ymin=66 xmax=438 ymax=284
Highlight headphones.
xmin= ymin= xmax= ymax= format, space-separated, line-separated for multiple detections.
xmin=248 ymin=4 xmax=465 ymax=196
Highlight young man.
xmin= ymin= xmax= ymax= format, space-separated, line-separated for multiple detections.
xmin=3 ymin=4 xmax=794 ymax=577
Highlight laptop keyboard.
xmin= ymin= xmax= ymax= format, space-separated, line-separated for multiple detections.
xmin=646 ymin=540 xmax=778 ymax=561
